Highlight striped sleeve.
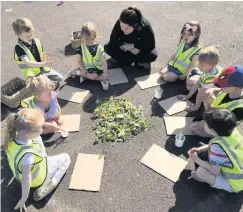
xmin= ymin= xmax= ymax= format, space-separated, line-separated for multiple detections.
xmin=209 ymin=143 xmax=233 ymax=168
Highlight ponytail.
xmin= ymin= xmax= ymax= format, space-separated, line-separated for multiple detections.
xmin=3 ymin=113 xmax=17 ymax=151
xmin=120 ymin=7 xmax=143 ymax=28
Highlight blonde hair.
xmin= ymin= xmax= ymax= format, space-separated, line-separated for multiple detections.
xmin=12 ymin=17 xmax=34 ymax=35
xmin=199 ymin=46 xmax=220 ymax=65
xmin=3 ymin=108 xmax=44 ymax=150
xmin=26 ymin=74 xmax=55 ymax=96
xmin=81 ymin=22 xmax=98 ymax=41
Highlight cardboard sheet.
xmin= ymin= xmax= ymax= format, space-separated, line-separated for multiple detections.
xmin=164 ymin=117 xmax=195 ymax=135
xmin=135 ymin=73 xmax=166 ymax=89
xmin=69 ymin=153 xmax=104 ymax=191
xmin=58 ymin=114 xmax=81 ymax=132
xmin=140 ymin=144 xmax=188 ymax=182
xmin=158 ymin=96 xmax=192 ymax=115
xmin=57 ymin=85 xmax=89 ymax=103
xmin=108 ymin=68 xmax=129 ymax=85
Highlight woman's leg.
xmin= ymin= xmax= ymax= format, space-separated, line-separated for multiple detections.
xmin=134 ymin=48 xmax=158 ymax=63
xmin=33 ymin=153 xmax=71 ymax=201
xmin=104 ymin=43 xmax=134 ymax=65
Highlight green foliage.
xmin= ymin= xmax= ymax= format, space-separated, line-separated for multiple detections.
xmin=92 ymin=97 xmax=148 ymax=143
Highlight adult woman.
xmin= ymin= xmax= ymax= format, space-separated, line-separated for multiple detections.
xmin=104 ymin=7 xmax=158 ymax=69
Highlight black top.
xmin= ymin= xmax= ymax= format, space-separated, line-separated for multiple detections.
xmin=220 ymin=94 xmax=243 ymax=121
xmin=15 ymin=38 xmax=43 ymax=62
xmin=108 ymin=18 xmax=156 ymax=53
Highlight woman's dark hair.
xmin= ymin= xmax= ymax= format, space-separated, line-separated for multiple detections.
xmin=203 ymin=108 xmax=237 ymax=136
xmin=119 ymin=7 xmax=143 ymax=27
xmin=179 ymin=21 xmax=201 ymax=46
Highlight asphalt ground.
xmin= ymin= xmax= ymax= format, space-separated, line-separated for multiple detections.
xmin=1 ymin=1 xmax=243 ymax=212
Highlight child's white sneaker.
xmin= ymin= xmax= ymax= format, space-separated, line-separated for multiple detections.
xmin=80 ymin=76 xmax=84 ymax=83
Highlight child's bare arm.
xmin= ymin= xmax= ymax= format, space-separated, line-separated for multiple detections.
xmin=77 ymin=55 xmax=85 ymax=71
xmin=14 ymin=164 xmax=31 ymax=210
xmin=21 ymin=57 xmax=52 ymax=68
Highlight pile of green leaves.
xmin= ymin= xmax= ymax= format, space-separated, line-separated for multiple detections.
xmin=92 ymin=97 xmax=148 ymax=143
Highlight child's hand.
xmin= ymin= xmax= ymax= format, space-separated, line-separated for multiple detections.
xmin=52 ymin=122 xmax=61 ymax=131
xmin=187 ymin=104 xmax=200 ymax=112
xmin=14 ymin=199 xmax=27 ymax=211
xmin=188 ymin=147 xmax=200 ymax=155
xmin=179 ymin=75 xmax=186 ymax=80
xmin=44 ymin=60 xmax=53 ymax=67
xmin=177 ymin=94 xmax=188 ymax=101
xmin=189 ymin=151 xmax=200 ymax=163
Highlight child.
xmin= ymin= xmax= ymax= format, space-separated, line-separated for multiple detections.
xmin=188 ymin=108 xmax=243 ymax=193
xmin=21 ymin=75 xmax=63 ymax=134
xmin=178 ymin=46 xmax=222 ymax=112
xmin=4 ymin=108 xmax=70 ymax=210
xmin=160 ymin=21 xmax=202 ymax=83
xmin=12 ymin=17 xmax=63 ymax=82
xmin=67 ymin=22 xmax=108 ymax=83
xmin=191 ymin=65 xmax=243 ymax=137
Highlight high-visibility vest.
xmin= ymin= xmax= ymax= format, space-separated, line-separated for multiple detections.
xmin=6 ymin=140 xmax=47 ymax=187
xmin=211 ymin=92 xmax=243 ymax=111
xmin=199 ymin=66 xmax=223 ymax=87
xmin=210 ymin=129 xmax=243 ymax=192
xmin=21 ymin=95 xmax=61 ymax=119
xmin=168 ymin=41 xmax=201 ymax=74
xmin=14 ymin=38 xmax=50 ymax=79
xmin=81 ymin=43 xmax=103 ymax=71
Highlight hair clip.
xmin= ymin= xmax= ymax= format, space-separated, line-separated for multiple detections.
xmin=185 ymin=24 xmax=197 ymax=32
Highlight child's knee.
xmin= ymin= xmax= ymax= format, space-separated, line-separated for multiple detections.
xmin=163 ymin=73 xmax=177 ymax=82
xmin=196 ymin=166 xmax=208 ymax=178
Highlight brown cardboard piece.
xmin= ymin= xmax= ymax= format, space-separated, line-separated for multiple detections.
xmin=108 ymin=68 xmax=128 ymax=85
xmin=57 ymin=85 xmax=89 ymax=103
xmin=69 ymin=153 xmax=104 ymax=191
xmin=58 ymin=114 xmax=81 ymax=132
xmin=140 ymin=144 xmax=188 ymax=182
xmin=135 ymin=73 xmax=166 ymax=89
xmin=158 ymin=96 xmax=192 ymax=115
xmin=164 ymin=117 xmax=195 ymax=135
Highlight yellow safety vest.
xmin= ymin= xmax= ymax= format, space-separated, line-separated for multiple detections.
xmin=21 ymin=95 xmax=61 ymax=119
xmin=81 ymin=43 xmax=103 ymax=71
xmin=210 ymin=129 xmax=243 ymax=192
xmin=6 ymin=140 xmax=47 ymax=188
xmin=211 ymin=92 xmax=243 ymax=111
xmin=199 ymin=66 xmax=223 ymax=87
xmin=14 ymin=38 xmax=50 ymax=79
xmin=168 ymin=41 xmax=201 ymax=74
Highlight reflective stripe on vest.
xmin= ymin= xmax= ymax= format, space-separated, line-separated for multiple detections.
xmin=211 ymin=92 xmax=243 ymax=111
xmin=81 ymin=44 xmax=103 ymax=70
xmin=168 ymin=41 xmax=201 ymax=74
xmin=6 ymin=141 xmax=47 ymax=187
xmin=21 ymin=96 xmax=36 ymax=109
xmin=211 ymin=130 xmax=243 ymax=192
xmin=199 ymin=66 xmax=222 ymax=87
xmin=14 ymin=38 xmax=50 ymax=78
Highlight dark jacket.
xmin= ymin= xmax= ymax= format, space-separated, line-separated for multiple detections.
xmin=108 ymin=18 xmax=156 ymax=53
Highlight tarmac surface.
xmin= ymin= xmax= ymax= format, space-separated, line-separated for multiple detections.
xmin=1 ymin=1 xmax=243 ymax=212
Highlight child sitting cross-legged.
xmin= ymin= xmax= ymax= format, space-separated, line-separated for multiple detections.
xmin=178 ymin=46 xmax=222 ymax=112
xmin=4 ymin=108 xmax=70 ymax=211
xmin=188 ymin=108 xmax=243 ymax=193
xmin=21 ymin=74 xmax=63 ymax=134
xmin=67 ymin=22 xmax=108 ymax=83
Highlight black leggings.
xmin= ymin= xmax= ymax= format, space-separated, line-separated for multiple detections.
xmin=104 ymin=43 xmax=158 ymax=66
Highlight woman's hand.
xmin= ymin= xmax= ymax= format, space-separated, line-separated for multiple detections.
xmin=120 ymin=43 xmax=134 ymax=52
